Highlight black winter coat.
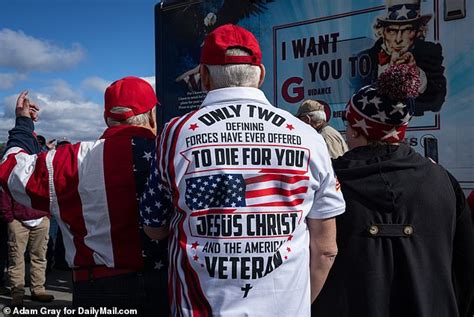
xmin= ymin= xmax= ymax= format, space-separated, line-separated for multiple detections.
xmin=312 ymin=144 xmax=474 ymax=317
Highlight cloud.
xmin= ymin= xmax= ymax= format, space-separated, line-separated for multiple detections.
xmin=141 ymin=76 xmax=156 ymax=91
xmin=82 ymin=75 xmax=156 ymax=93
xmin=0 ymin=72 xmax=27 ymax=90
xmin=82 ymin=76 xmax=110 ymax=93
xmin=0 ymin=28 xmax=85 ymax=72
xmin=45 ymin=79 xmax=83 ymax=102
xmin=0 ymin=90 xmax=105 ymax=143
xmin=0 ymin=75 xmax=156 ymax=143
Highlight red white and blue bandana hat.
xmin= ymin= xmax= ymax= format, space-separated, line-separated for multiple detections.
xmin=346 ymin=64 xmax=421 ymax=143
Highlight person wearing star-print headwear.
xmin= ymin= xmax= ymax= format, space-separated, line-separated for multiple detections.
xmin=354 ymin=0 xmax=446 ymax=116
xmin=311 ymin=64 xmax=474 ymax=317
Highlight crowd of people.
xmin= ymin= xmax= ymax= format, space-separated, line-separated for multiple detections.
xmin=0 ymin=22 xmax=472 ymax=317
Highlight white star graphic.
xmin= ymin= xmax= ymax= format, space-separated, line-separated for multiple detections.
xmin=145 ymin=206 xmax=152 ymax=214
xmin=143 ymin=151 xmax=152 ymax=161
xmin=148 ymin=188 xmax=155 ymax=196
xmin=352 ymin=118 xmax=372 ymax=135
xmin=154 ymin=261 xmax=164 ymax=270
xmin=401 ymin=113 xmax=411 ymax=123
xmin=390 ymin=102 xmax=406 ymax=115
xmin=143 ymin=219 xmax=151 ymax=226
xmin=397 ymin=5 xmax=410 ymax=19
xmin=369 ymin=96 xmax=382 ymax=110
xmin=155 ymin=201 xmax=162 ymax=208
xmin=358 ymin=95 xmax=370 ymax=110
xmin=372 ymin=110 xmax=389 ymax=123
xmin=381 ymin=128 xmax=401 ymax=141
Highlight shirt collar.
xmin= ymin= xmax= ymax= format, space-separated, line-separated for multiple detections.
xmin=100 ymin=125 xmax=155 ymax=140
xmin=200 ymin=87 xmax=272 ymax=108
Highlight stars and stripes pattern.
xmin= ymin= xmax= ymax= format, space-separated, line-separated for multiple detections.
xmin=139 ymin=149 xmax=173 ymax=228
xmin=346 ymin=85 xmax=411 ymax=143
xmin=185 ymin=173 xmax=309 ymax=210
xmin=131 ymin=137 xmax=169 ymax=272
xmin=387 ymin=4 xmax=420 ymax=22
xmin=0 ymin=124 xmax=156 ymax=270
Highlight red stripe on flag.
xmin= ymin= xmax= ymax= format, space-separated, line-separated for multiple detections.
xmin=53 ymin=144 xmax=95 ymax=266
xmin=25 ymin=152 xmax=50 ymax=212
xmin=191 ymin=209 xmax=237 ymax=217
xmin=248 ymin=198 xmax=305 ymax=207
xmin=103 ymin=136 xmax=143 ymax=270
xmin=168 ymin=113 xmax=213 ymax=316
xmin=258 ymin=168 xmax=307 ymax=175
xmin=245 ymin=174 xmax=309 ymax=185
xmin=0 ymin=153 xmax=20 ymax=197
xmin=245 ymin=186 xmax=308 ymax=198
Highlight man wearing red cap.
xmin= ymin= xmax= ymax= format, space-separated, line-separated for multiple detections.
xmin=140 ymin=24 xmax=345 ymax=316
xmin=0 ymin=77 xmax=168 ymax=315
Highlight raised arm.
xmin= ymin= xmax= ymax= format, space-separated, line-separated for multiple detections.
xmin=5 ymin=91 xmax=41 ymax=154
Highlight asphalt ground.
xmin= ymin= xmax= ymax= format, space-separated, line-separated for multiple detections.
xmin=0 ymin=268 xmax=72 ymax=317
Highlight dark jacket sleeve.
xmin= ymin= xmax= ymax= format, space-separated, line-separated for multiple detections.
xmin=0 ymin=188 xmax=13 ymax=223
xmin=5 ymin=117 xmax=41 ymax=155
xmin=412 ymin=40 xmax=447 ymax=116
xmin=448 ymin=172 xmax=474 ymax=317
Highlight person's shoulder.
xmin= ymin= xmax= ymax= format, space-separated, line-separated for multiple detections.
xmin=413 ymin=38 xmax=442 ymax=55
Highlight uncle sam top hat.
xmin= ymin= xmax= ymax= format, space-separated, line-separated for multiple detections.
xmin=377 ymin=0 xmax=432 ymax=25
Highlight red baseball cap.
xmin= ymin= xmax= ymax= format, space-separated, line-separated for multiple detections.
xmin=104 ymin=76 xmax=158 ymax=121
xmin=200 ymin=24 xmax=262 ymax=66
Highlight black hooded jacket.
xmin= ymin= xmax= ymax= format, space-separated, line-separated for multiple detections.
xmin=312 ymin=144 xmax=474 ymax=317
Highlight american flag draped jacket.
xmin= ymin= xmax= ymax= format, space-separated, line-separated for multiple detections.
xmin=0 ymin=117 xmax=159 ymax=270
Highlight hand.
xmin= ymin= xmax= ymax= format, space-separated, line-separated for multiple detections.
xmin=29 ymin=105 xmax=39 ymax=122
xmin=46 ymin=139 xmax=56 ymax=150
xmin=393 ymin=51 xmax=417 ymax=67
xmin=15 ymin=91 xmax=40 ymax=120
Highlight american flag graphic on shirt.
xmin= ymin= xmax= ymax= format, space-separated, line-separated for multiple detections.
xmin=185 ymin=173 xmax=309 ymax=210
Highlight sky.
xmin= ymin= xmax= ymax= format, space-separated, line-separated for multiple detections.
xmin=0 ymin=0 xmax=159 ymax=143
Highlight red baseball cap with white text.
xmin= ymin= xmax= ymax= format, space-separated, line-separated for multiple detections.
xmin=200 ymin=24 xmax=262 ymax=66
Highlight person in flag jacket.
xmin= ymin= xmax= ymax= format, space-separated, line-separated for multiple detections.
xmin=0 ymin=77 xmax=169 ymax=315
xmin=140 ymin=24 xmax=346 ymax=317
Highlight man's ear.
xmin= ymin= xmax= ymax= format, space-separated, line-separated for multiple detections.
xmin=200 ymin=64 xmax=211 ymax=91
xmin=149 ymin=107 xmax=157 ymax=135
xmin=258 ymin=64 xmax=266 ymax=88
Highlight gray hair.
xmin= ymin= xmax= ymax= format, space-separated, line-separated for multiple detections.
xmin=205 ymin=48 xmax=261 ymax=89
xmin=307 ymin=110 xmax=327 ymax=123
xmin=106 ymin=107 xmax=150 ymax=126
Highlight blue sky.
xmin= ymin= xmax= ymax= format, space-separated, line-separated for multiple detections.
xmin=0 ymin=0 xmax=158 ymax=142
